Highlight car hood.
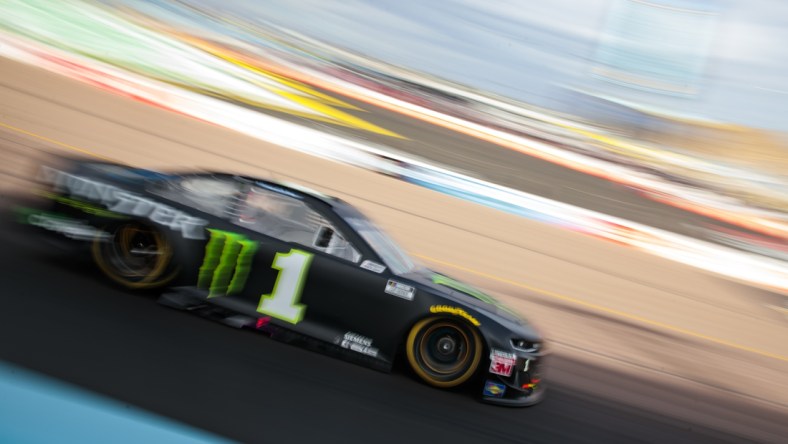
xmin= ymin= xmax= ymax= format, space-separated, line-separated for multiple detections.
xmin=404 ymin=268 xmax=539 ymax=338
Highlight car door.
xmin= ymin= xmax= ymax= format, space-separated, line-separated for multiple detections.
xmin=190 ymin=184 xmax=416 ymax=361
xmin=293 ymin=245 xmax=416 ymax=361
xmin=190 ymin=183 xmax=323 ymax=323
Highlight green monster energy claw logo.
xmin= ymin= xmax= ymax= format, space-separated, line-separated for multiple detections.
xmin=198 ymin=229 xmax=258 ymax=296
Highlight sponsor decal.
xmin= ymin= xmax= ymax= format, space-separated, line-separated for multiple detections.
xmin=429 ymin=305 xmax=481 ymax=327
xmin=360 ymin=260 xmax=386 ymax=273
xmin=41 ymin=167 xmax=208 ymax=239
xmin=343 ymin=332 xmax=373 ymax=346
xmin=340 ymin=332 xmax=379 ymax=358
xmin=198 ymin=229 xmax=259 ymax=296
xmin=489 ymin=349 xmax=516 ymax=377
xmin=483 ymin=380 xmax=506 ymax=398
xmin=38 ymin=191 xmax=128 ymax=219
xmin=523 ymin=359 xmax=530 ymax=373
xmin=21 ymin=209 xmax=109 ymax=241
xmin=385 ymin=280 xmax=415 ymax=301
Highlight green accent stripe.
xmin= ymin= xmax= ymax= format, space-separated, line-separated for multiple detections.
xmin=38 ymin=191 xmax=128 ymax=219
xmin=432 ymin=274 xmax=519 ymax=316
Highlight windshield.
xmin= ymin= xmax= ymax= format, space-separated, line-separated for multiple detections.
xmin=344 ymin=216 xmax=418 ymax=275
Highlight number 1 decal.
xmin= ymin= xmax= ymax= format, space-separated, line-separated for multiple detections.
xmin=198 ymin=230 xmax=313 ymax=324
xmin=257 ymin=249 xmax=313 ymax=324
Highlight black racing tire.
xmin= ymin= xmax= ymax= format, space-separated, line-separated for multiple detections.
xmin=92 ymin=221 xmax=176 ymax=289
xmin=406 ymin=316 xmax=483 ymax=388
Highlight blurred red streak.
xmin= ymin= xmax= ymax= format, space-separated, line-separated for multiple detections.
xmin=34 ymin=48 xmax=215 ymax=126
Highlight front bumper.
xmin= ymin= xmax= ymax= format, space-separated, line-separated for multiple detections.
xmin=481 ymin=381 xmax=546 ymax=407
xmin=480 ymin=350 xmax=547 ymax=407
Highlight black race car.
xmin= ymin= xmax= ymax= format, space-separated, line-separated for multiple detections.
xmin=19 ymin=158 xmax=546 ymax=406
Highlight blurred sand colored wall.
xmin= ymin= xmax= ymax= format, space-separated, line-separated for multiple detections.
xmin=644 ymin=119 xmax=788 ymax=177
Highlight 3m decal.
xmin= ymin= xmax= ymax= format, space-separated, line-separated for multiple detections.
xmin=429 ymin=305 xmax=481 ymax=327
xmin=385 ymin=280 xmax=414 ymax=300
xmin=489 ymin=349 xmax=516 ymax=377
xmin=483 ymin=380 xmax=506 ymax=398
xmin=197 ymin=230 xmax=314 ymax=324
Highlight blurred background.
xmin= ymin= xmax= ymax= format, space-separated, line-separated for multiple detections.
xmin=191 ymin=0 xmax=788 ymax=172
xmin=198 ymin=0 xmax=787 ymax=128
xmin=0 ymin=0 xmax=786 ymax=443
xmin=4 ymin=0 xmax=785 ymax=268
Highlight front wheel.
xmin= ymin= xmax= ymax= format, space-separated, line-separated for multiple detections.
xmin=406 ymin=317 xmax=483 ymax=388
xmin=92 ymin=222 xmax=175 ymax=289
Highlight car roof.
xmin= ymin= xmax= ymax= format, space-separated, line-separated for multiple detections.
xmin=188 ymin=172 xmax=341 ymax=207
xmin=73 ymin=161 xmax=345 ymax=209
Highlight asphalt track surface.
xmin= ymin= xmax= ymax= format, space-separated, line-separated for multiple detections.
xmin=0 ymin=217 xmax=782 ymax=444
xmin=1 ymin=57 xmax=787 ymax=443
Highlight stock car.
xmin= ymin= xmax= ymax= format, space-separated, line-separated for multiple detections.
xmin=19 ymin=158 xmax=546 ymax=406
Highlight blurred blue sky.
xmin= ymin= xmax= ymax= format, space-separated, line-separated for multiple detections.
xmin=184 ymin=0 xmax=788 ymax=131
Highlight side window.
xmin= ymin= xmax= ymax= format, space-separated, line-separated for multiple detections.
xmin=150 ymin=176 xmax=242 ymax=218
xmin=233 ymin=186 xmax=361 ymax=263
xmin=317 ymin=225 xmax=362 ymax=263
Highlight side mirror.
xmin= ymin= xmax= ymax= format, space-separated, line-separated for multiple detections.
xmin=315 ymin=226 xmax=334 ymax=249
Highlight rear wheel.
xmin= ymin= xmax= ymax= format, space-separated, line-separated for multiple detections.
xmin=92 ymin=222 xmax=175 ymax=289
xmin=406 ymin=317 xmax=483 ymax=388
